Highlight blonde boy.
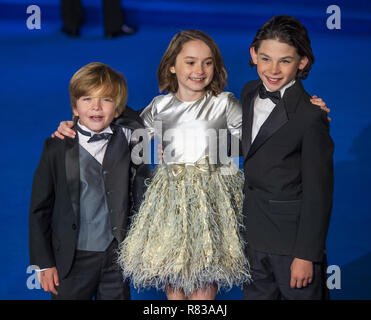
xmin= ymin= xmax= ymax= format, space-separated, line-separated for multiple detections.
xmin=29 ymin=62 xmax=146 ymax=299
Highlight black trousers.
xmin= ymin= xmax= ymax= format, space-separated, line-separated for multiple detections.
xmin=60 ymin=0 xmax=124 ymax=34
xmin=242 ymin=246 xmax=330 ymax=300
xmin=52 ymin=240 xmax=130 ymax=300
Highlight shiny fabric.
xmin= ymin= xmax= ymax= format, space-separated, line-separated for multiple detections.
xmin=166 ymin=155 xmax=219 ymax=179
xmin=140 ymin=91 xmax=242 ymax=164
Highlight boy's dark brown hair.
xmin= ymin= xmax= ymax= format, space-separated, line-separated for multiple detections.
xmin=249 ymin=15 xmax=314 ymax=79
xmin=157 ymin=30 xmax=227 ymax=96
xmin=69 ymin=62 xmax=128 ymax=121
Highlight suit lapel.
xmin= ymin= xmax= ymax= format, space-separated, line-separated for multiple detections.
xmin=242 ymin=81 xmax=260 ymax=158
xmin=283 ymin=79 xmax=306 ymax=115
xmin=64 ymin=124 xmax=129 ymax=219
xmin=65 ymin=134 xmax=80 ymax=218
xmin=102 ymin=124 xmax=129 ymax=171
xmin=243 ymin=92 xmax=256 ymax=157
xmin=247 ymin=99 xmax=288 ymax=159
xmin=246 ymin=79 xmax=305 ymax=159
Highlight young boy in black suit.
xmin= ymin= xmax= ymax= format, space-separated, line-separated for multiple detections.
xmin=241 ymin=16 xmax=334 ymax=299
xmin=29 ymin=62 xmax=148 ymax=299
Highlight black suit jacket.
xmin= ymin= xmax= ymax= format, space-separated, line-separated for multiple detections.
xmin=241 ymin=79 xmax=334 ymax=263
xmin=29 ymin=107 xmax=149 ymax=279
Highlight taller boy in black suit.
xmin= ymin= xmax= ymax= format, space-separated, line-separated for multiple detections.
xmin=29 ymin=62 xmax=148 ymax=299
xmin=241 ymin=16 xmax=334 ymax=299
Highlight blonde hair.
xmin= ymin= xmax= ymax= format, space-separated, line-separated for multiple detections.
xmin=157 ymin=30 xmax=227 ymax=96
xmin=69 ymin=62 xmax=128 ymax=121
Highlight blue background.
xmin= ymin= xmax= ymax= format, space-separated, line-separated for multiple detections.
xmin=0 ymin=0 xmax=370 ymax=300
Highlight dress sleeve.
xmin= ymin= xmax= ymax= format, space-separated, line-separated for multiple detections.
xmin=136 ymin=97 xmax=158 ymax=166
xmin=139 ymin=97 xmax=157 ymax=139
xmin=226 ymin=93 xmax=243 ymax=140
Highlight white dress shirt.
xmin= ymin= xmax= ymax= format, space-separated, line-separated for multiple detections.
xmin=76 ymin=122 xmax=131 ymax=164
xmin=251 ymin=80 xmax=295 ymax=143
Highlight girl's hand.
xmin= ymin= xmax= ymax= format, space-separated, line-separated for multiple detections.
xmin=158 ymin=144 xmax=164 ymax=161
xmin=51 ymin=121 xmax=75 ymax=139
xmin=310 ymin=95 xmax=331 ymax=121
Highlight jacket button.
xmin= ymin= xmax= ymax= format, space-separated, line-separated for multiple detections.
xmin=72 ymin=224 xmax=77 ymax=230
xmin=248 ymin=186 xmax=254 ymax=191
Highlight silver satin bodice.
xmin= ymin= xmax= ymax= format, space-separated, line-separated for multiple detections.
xmin=140 ymin=91 xmax=242 ymax=165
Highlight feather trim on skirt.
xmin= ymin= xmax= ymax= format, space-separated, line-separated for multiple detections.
xmin=118 ymin=164 xmax=250 ymax=297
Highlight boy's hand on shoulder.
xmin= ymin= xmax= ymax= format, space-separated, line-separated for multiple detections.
xmin=51 ymin=121 xmax=75 ymax=140
xmin=290 ymin=258 xmax=313 ymax=289
xmin=38 ymin=267 xmax=60 ymax=295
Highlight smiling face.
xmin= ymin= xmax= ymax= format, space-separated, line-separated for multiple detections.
xmin=169 ymin=39 xmax=214 ymax=101
xmin=250 ymin=39 xmax=308 ymax=91
xmin=72 ymin=86 xmax=118 ymax=133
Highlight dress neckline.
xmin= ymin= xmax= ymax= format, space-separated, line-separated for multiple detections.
xmin=174 ymin=91 xmax=210 ymax=103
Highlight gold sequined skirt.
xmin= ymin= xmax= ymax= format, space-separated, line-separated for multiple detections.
xmin=118 ymin=163 xmax=250 ymax=296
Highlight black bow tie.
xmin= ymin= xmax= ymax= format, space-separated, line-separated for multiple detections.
xmin=259 ymin=85 xmax=281 ymax=105
xmin=76 ymin=125 xmax=112 ymax=143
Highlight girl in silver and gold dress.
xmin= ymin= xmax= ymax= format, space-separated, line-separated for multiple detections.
xmin=118 ymin=30 xmax=250 ymax=299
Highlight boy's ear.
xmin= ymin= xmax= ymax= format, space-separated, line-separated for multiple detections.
xmin=298 ymin=56 xmax=309 ymax=70
xmin=72 ymin=106 xmax=79 ymax=117
xmin=250 ymin=47 xmax=258 ymax=65
xmin=170 ymin=66 xmax=176 ymax=74
xmin=114 ymin=109 xmax=120 ymax=118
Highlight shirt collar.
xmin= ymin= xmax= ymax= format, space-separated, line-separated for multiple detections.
xmin=77 ymin=121 xmax=113 ymax=136
xmin=263 ymin=79 xmax=296 ymax=98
